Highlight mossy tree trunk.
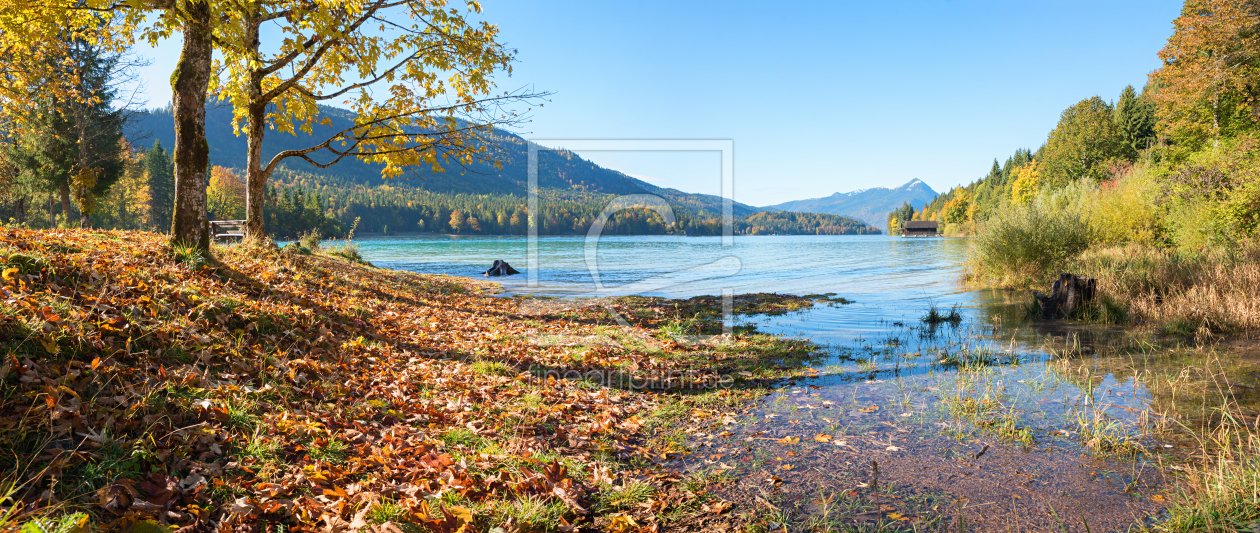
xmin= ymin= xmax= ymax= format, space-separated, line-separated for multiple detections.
xmin=169 ymin=0 xmax=213 ymax=252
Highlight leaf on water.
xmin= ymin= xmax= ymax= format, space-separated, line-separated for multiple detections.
xmin=775 ymin=436 xmax=799 ymax=445
xmin=858 ymin=405 xmax=879 ymax=413
xmin=1151 ymin=494 xmax=1165 ymax=502
xmin=813 ymin=434 xmax=832 ymax=442
xmin=886 ymin=446 xmax=901 ymax=451
xmin=703 ymin=500 xmax=732 ymax=514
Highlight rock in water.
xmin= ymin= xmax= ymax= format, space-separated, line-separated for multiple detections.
xmin=1034 ymin=273 xmax=1096 ymax=318
xmin=483 ymin=260 xmax=520 ymax=277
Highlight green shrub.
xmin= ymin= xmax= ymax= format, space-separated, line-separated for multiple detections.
xmin=969 ymin=182 xmax=1097 ymax=287
xmin=1163 ymin=135 xmax=1260 ymax=251
xmin=281 ymin=242 xmax=312 ymax=256
xmin=327 ymin=242 xmax=369 ymax=265
xmin=2 ymin=252 xmax=51 ymax=275
xmin=298 ymin=230 xmax=322 ymax=253
xmin=1085 ymin=163 xmax=1165 ymax=246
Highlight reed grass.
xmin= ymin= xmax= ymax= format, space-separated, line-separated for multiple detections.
xmin=1071 ymin=241 xmax=1260 ymax=336
xmin=1152 ymin=358 xmax=1260 ymax=532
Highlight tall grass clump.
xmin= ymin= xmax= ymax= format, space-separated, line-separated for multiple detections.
xmin=1154 ymin=366 xmax=1260 ymax=533
xmin=1158 ymin=431 xmax=1260 ymax=532
xmin=326 ymin=217 xmax=370 ymax=265
xmin=968 ymin=182 xmax=1097 ymax=288
xmin=1071 ymin=241 xmax=1260 ymax=335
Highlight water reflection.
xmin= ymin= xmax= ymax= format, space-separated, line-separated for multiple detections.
xmin=674 ymin=292 xmax=1260 ymax=531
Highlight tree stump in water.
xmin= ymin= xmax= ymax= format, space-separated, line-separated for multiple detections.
xmin=482 ymin=260 xmax=520 ymax=277
xmin=1034 ymin=273 xmax=1096 ymax=319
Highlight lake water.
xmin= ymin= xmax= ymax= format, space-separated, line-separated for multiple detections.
xmin=365 ymin=233 xmax=971 ymax=310
xmin=355 ymin=234 xmax=1255 ymax=531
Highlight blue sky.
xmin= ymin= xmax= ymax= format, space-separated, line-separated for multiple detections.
xmin=132 ymin=0 xmax=1184 ymax=206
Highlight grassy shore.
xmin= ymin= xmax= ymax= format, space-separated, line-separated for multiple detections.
xmin=0 ymin=228 xmax=826 ymax=532
xmin=962 ymin=167 xmax=1260 ymax=531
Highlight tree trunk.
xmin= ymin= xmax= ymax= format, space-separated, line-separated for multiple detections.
xmin=243 ymin=13 xmax=269 ymax=241
xmin=76 ymin=104 xmax=90 ymax=228
xmin=244 ymin=103 xmax=269 ymax=239
xmin=169 ymin=0 xmax=213 ymax=252
xmin=1034 ymin=273 xmax=1097 ymax=319
xmin=59 ymin=180 xmax=71 ymax=226
xmin=16 ymin=195 xmax=25 ymax=225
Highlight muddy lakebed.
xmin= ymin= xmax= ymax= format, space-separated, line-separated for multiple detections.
xmin=665 ymin=292 xmax=1250 ymax=532
xmin=362 ymin=235 xmax=1260 ymax=531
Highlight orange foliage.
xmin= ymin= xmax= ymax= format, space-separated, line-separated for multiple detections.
xmin=208 ymin=166 xmax=247 ymax=220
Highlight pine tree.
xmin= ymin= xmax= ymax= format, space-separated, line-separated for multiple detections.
xmin=1115 ymin=85 xmax=1157 ymax=157
xmin=3 ymin=37 xmax=127 ymax=227
xmin=145 ymin=141 xmax=175 ymax=232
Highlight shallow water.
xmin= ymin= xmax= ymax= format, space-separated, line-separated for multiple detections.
xmin=356 ymin=234 xmax=1259 ymax=531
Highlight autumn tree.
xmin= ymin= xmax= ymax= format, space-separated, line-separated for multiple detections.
xmin=1151 ymin=0 xmax=1260 ymax=149
xmin=1009 ymin=160 xmax=1041 ymax=206
xmin=1038 ymin=96 xmax=1126 ymax=187
xmin=449 ymin=209 xmax=466 ymax=233
xmin=1 ymin=29 xmax=131 ymax=228
xmin=95 ymin=142 xmax=151 ymax=229
xmin=208 ymin=166 xmax=247 ymax=220
xmin=1 ymin=1 xmax=222 ymax=248
xmin=942 ymin=190 xmax=971 ymax=225
xmin=211 ymin=0 xmax=539 ymax=240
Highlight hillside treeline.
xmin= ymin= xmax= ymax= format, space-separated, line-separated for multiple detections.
xmin=932 ymin=0 xmax=1260 ymax=342
xmin=889 ymin=84 xmax=1157 ymax=235
xmin=223 ymin=170 xmax=879 ymax=238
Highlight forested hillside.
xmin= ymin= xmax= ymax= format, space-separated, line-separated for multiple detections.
xmin=887 ymin=84 xmax=1158 ymax=236
xmin=938 ymin=0 xmax=1260 ymax=347
xmin=3 ymin=102 xmax=884 ymax=237
xmin=111 ymin=105 xmax=871 ymax=238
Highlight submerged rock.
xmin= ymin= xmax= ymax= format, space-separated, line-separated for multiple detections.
xmin=482 ymin=260 xmax=520 ymax=277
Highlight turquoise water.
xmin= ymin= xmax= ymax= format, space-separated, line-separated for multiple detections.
xmin=362 ymin=234 xmax=973 ymax=329
xmin=360 ymin=234 xmax=966 ymax=298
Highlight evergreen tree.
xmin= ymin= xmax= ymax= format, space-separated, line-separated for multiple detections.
xmin=1115 ymin=85 xmax=1157 ymax=157
xmin=146 ymin=141 xmax=175 ymax=231
xmin=3 ymin=37 xmax=127 ymax=227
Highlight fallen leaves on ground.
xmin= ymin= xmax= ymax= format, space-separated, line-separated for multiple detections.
xmin=0 ymin=229 xmax=823 ymax=532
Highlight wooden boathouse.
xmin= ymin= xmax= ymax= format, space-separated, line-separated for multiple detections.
xmin=902 ymin=221 xmax=939 ymax=237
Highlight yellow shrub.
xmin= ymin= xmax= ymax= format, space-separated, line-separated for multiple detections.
xmin=1084 ymin=163 xmax=1164 ymax=246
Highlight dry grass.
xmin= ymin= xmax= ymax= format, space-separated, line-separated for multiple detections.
xmin=1071 ymin=242 xmax=1260 ymax=336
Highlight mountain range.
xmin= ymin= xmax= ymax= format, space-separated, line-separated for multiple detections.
xmin=126 ymin=106 xmax=762 ymax=219
xmin=126 ymin=107 xmax=927 ymax=234
xmin=763 ymin=179 xmax=938 ymax=230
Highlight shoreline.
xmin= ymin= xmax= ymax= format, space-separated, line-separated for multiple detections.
xmin=3 ymin=228 xmax=1256 ymax=532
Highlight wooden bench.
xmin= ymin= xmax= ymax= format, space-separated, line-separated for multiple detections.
xmin=210 ymin=220 xmax=246 ymax=242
